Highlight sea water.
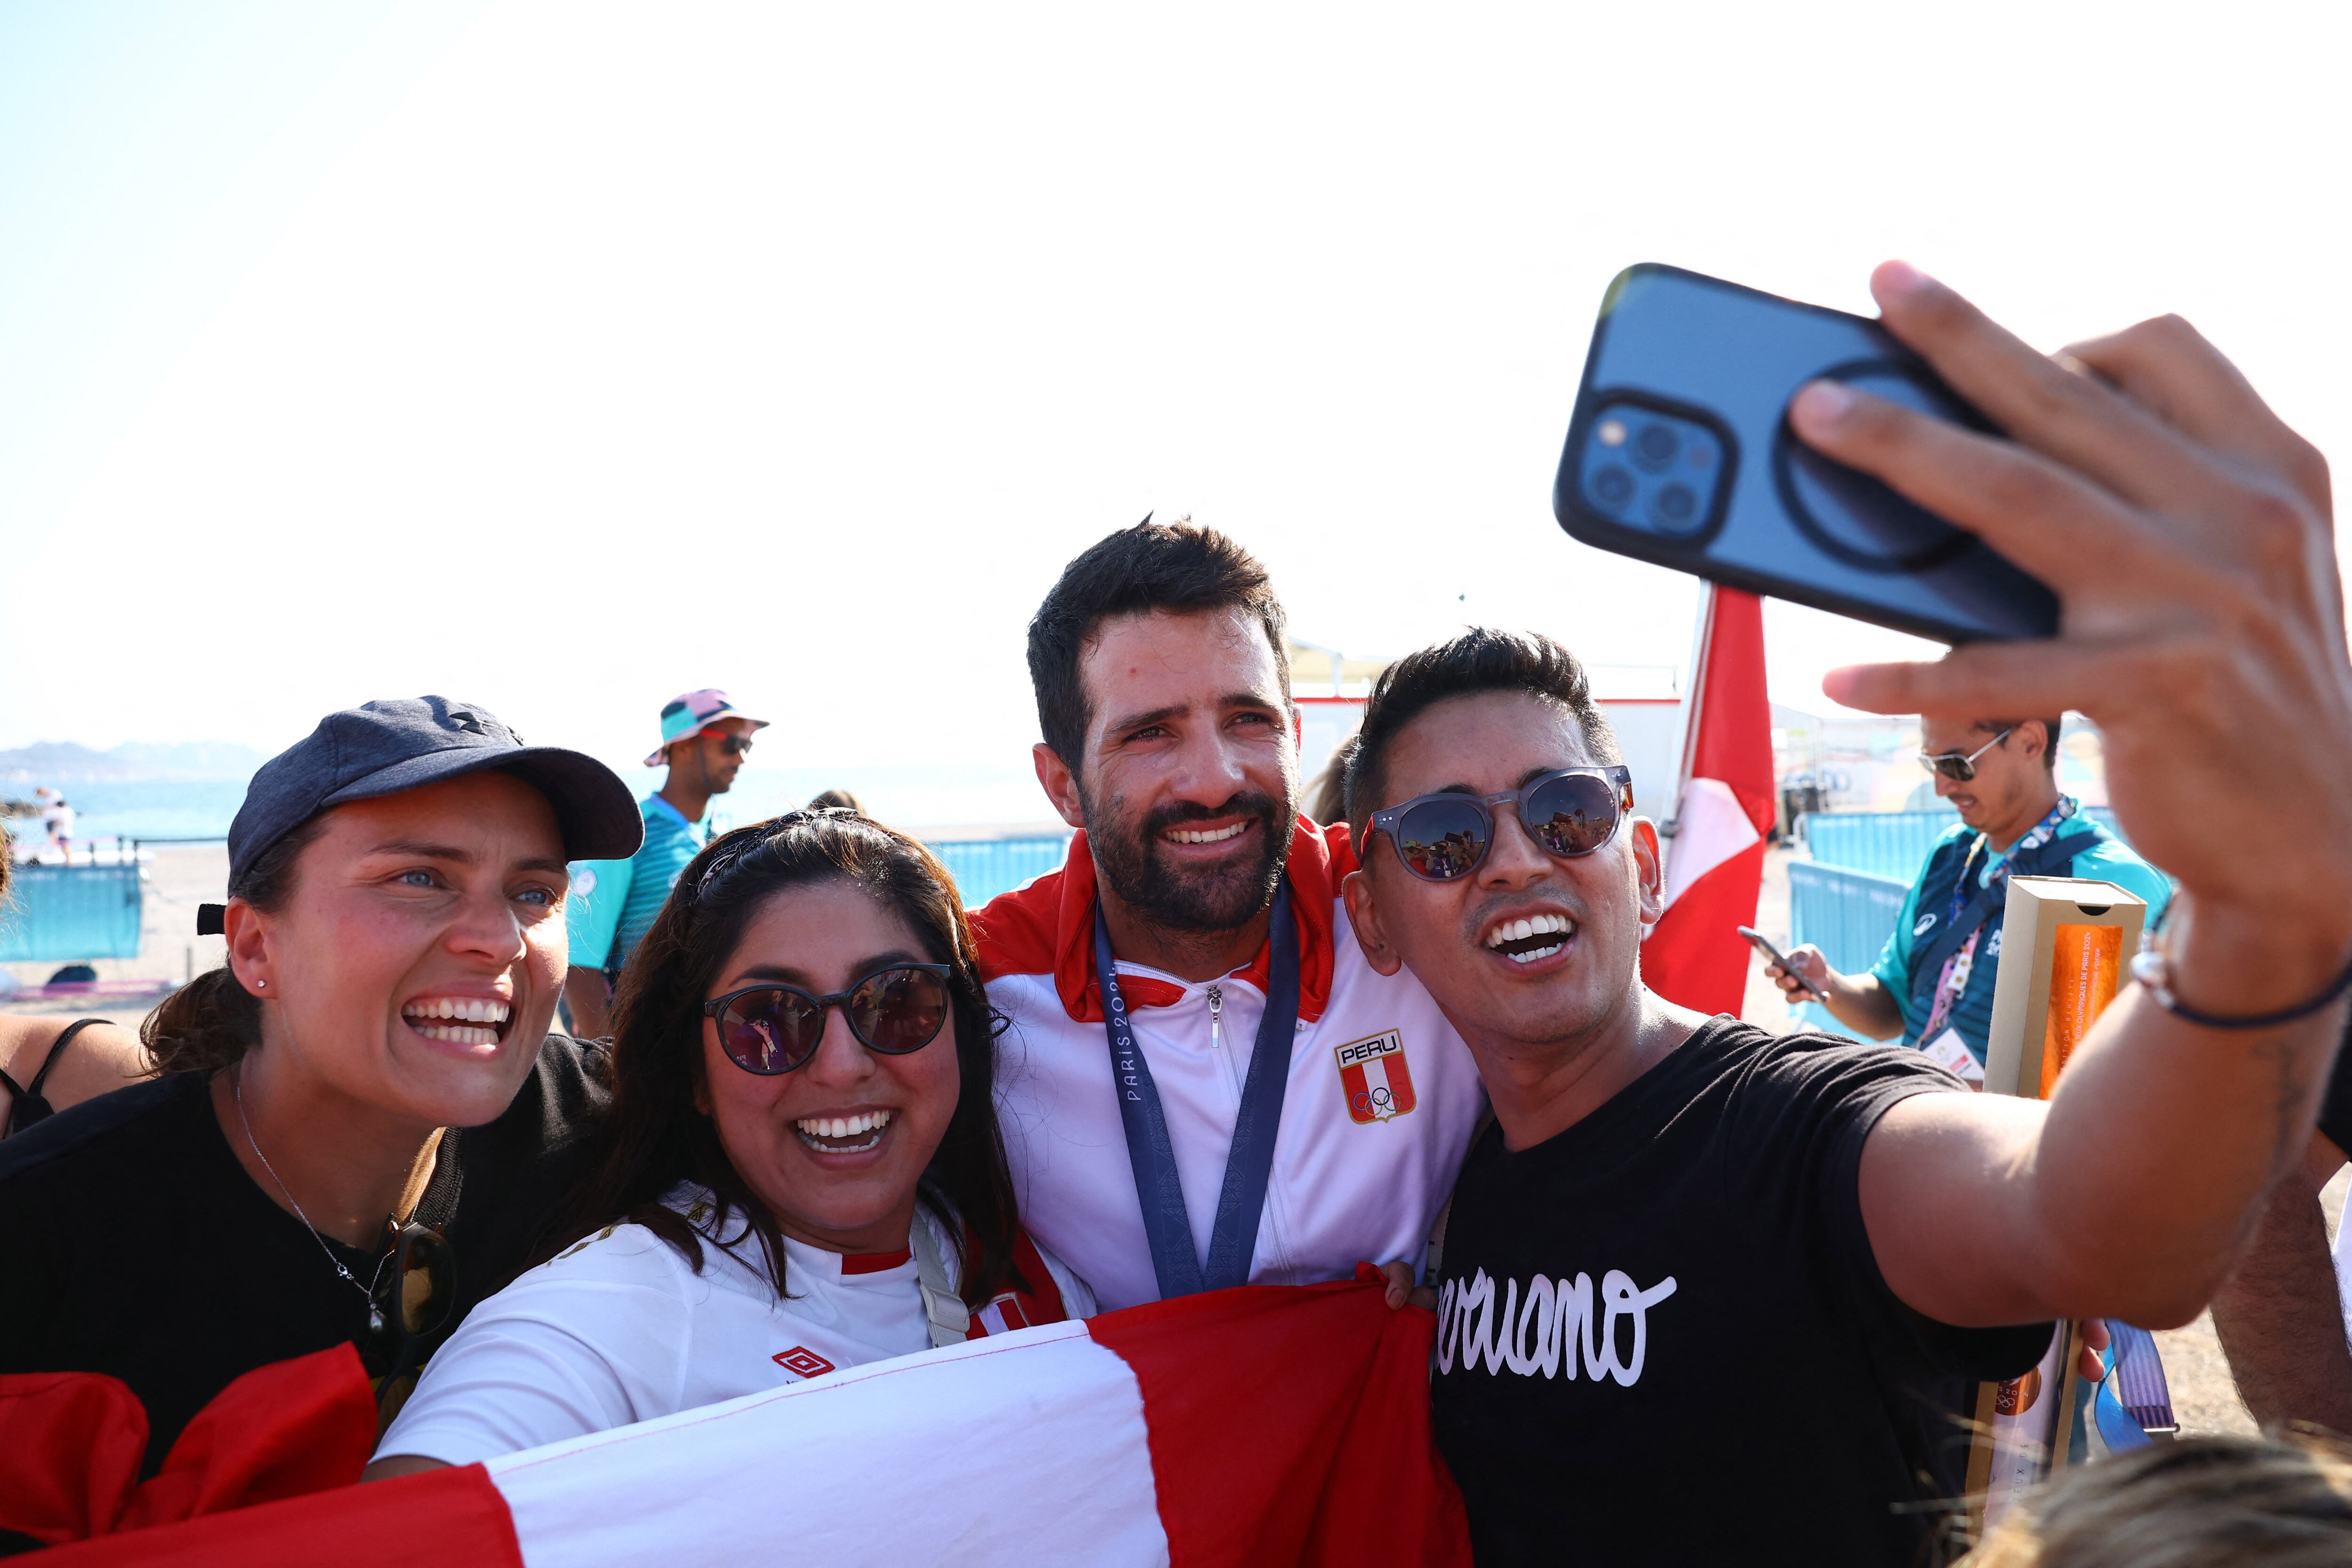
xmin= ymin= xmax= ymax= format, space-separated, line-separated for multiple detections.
xmin=2 ymin=778 xmax=254 ymax=845
xmin=4 ymin=766 xmax=1056 ymax=847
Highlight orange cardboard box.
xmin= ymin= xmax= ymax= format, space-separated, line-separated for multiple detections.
xmin=1980 ymin=876 xmax=2147 ymax=1101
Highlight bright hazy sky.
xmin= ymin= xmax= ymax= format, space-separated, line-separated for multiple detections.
xmin=5 ymin=1 xmax=2346 ymax=780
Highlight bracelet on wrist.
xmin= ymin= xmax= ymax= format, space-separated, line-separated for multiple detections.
xmin=2128 ymin=939 xmax=2352 ymax=1031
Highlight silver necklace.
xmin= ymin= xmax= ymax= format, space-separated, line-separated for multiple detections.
xmin=233 ymin=1067 xmax=392 ymax=1333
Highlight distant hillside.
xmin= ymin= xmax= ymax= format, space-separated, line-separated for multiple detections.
xmin=0 ymin=740 xmax=265 ymax=782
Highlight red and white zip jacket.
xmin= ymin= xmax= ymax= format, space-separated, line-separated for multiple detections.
xmin=972 ymin=817 xmax=1486 ymax=1312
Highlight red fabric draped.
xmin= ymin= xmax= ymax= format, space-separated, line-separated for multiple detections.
xmin=0 ymin=1344 xmax=377 ymax=1548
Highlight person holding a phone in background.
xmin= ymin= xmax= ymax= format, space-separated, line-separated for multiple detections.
xmin=1763 ymin=713 xmax=2169 ymax=1084
xmin=1354 ymin=261 xmax=2352 ymax=1566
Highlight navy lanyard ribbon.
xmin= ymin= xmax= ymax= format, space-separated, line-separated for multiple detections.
xmin=1945 ymin=796 xmax=2077 ymax=924
xmin=1094 ymin=883 xmax=1301 ymax=1299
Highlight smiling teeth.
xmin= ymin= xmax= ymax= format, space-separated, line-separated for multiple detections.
xmin=413 ymin=1024 xmax=497 ymax=1044
xmin=795 ymin=1110 xmax=894 ymax=1144
xmin=403 ymin=998 xmax=512 ymax=1023
xmin=1168 ymin=823 xmax=1247 ymax=844
xmin=402 ymin=997 xmax=510 ymax=1045
xmin=1486 ymin=912 xmax=1573 ymax=963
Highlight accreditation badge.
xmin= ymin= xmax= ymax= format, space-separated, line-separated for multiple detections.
xmin=1925 ymin=1027 xmax=1986 ymax=1087
xmin=1334 ymin=1030 xmax=1417 ymax=1125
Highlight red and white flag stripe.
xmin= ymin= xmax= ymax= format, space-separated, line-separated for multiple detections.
xmin=31 ymin=1274 xmax=1466 ymax=1568
xmin=1641 ymin=584 xmax=1776 ymax=1018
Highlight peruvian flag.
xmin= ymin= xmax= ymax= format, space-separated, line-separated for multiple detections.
xmin=10 ymin=1273 xmax=1465 ymax=1567
xmin=1639 ymin=584 xmax=1775 ymax=1017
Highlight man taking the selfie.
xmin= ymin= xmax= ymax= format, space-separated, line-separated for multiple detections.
xmin=970 ymin=519 xmax=1484 ymax=1311
xmin=1772 ymin=714 xmax=2169 ymax=1083
xmin=1351 ymin=265 xmax=2352 ymax=1566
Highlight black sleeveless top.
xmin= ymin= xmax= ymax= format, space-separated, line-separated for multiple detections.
xmin=0 ymin=1018 xmax=107 ymax=1137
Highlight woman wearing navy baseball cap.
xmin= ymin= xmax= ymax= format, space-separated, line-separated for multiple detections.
xmin=0 ymin=697 xmax=643 ymax=1476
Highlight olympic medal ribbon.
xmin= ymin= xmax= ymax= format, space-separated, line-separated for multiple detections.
xmin=1095 ymin=884 xmax=1301 ymax=1299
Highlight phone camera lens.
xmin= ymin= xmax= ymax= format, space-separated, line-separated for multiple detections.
xmin=1589 ymin=466 xmax=1636 ymax=510
xmin=1632 ymin=423 xmax=1679 ymax=473
xmin=1651 ymin=483 xmax=1700 ymax=531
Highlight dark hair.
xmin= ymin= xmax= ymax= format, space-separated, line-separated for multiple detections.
xmin=1027 ymin=516 xmax=1290 ymax=774
xmin=142 ymin=816 xmax=330 ymax=1075
xmin=1346 ymin=628 xmax=1622 ymax=832
xmin=1978 ymin=717 xmax=2065 ymax=773
xmin=557 ymin=809 xmax=1026 ymax=1308
xmin=1306 ymin=733 xmax=1361 ymax=827
xmin=807 ymin=788 xmax=865 ymax=813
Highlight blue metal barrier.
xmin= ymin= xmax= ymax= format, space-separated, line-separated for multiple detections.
xmin=0 ymin=862 xmax=144 ymax=962
xmin=1803 ymin=807 xmax=2123 ymax=881
xmin=1785 ymin=860 xmax=1911 ymax=1031
xmin=926 ymin=835 xmax=1071 ymax=909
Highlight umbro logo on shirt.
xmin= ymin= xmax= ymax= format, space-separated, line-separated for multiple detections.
xmin=773 ymin=1346 xmax=835 ymax=1378
xmin=1334 ymin=1030 xmax=1417 ymax=1125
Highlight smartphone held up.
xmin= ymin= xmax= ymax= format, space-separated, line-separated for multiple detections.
xmin=1553 ymin=264 xmax=2058 ymax=644
xmin=1738 ymin=926 xmax=1822 ymax=1004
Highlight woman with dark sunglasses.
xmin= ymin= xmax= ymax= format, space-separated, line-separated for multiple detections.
xmin=0 ymin=698 xmax=643 ymax=1478
xmin=369 ymin=810 xmax=1091 ymax=1477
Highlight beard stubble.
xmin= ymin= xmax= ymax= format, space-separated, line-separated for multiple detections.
xmin=1084 ymin=785 xmax=1292 ymax=933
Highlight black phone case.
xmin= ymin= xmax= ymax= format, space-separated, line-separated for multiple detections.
xmin=1552 ymin=264 xmax=2058 ymax=644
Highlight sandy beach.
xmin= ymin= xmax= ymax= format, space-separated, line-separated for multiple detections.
xmin=3 ymin=842 xmax=229 ymax=1027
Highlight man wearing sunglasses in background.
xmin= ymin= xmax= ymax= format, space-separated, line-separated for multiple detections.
xmin=1764 ymin=714 xmax=2169 ymax=1084
xmin=563 ymin=688 xmax=767 ymax=1038
xmin=969 ymin=518 xmax=1485 ymax=1313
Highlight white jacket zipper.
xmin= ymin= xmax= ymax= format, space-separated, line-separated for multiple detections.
xmin=1203 ymin=980 xmax=1296 ymax=1283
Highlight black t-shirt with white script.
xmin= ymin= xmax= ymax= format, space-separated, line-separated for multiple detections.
xmin=1430 ymin=1019 xmax=2051 ymax=1568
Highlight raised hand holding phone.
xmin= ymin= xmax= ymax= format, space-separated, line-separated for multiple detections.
xmin=1795 ymin=264 xmax=2352 ymax=1009
xmin=1804 ymin=263 xmax=2352 ymax=1333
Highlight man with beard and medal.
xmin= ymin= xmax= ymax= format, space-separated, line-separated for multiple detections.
xmin=969 ymin=518 xmax=1485 ymax=1311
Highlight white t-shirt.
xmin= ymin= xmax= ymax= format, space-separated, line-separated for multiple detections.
xmin=972 ymin=821 xmax=1487 ymax=1312
xmin=377 ymin=1186 xmax=1096 ymax=1467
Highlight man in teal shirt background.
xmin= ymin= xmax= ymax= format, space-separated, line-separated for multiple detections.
xmin=562 ymin=688 xmax=767 ymax=1037
xmin=1770 ymin=715 xmax=2169 ymax=1081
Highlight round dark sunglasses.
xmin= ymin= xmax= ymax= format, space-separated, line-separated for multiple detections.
xmin=702 ymin=963 xmax=953 ymax=1075
xmin=1368 ymin=766 xmax=1634 ymax=882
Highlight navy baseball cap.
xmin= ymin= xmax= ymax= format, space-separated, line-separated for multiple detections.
xmin=202 ymin=697 xmax=643 ymax=927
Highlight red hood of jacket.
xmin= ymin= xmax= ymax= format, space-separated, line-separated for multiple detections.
xmin=970 ymin=816 xmax=1356 ymax=1025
